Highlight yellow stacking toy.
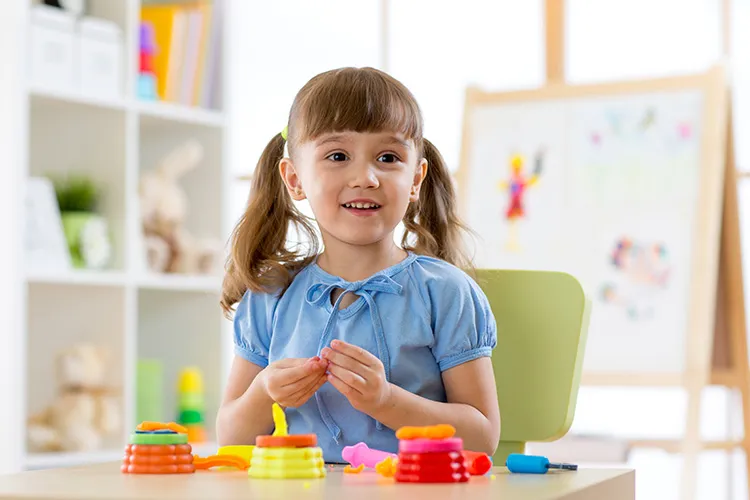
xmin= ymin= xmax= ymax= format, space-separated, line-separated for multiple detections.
xmin=249 ymin=403 xmax=325 ymax=479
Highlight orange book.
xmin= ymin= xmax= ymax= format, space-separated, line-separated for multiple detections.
xmin=140 ymin=5 xmax=182 ymax=100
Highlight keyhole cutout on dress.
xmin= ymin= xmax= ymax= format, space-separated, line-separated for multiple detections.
xmin=331 ymin=288 xmax=358 ymax=310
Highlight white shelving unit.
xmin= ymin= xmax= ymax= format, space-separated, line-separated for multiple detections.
xmin=12 ymin=0 xmax=234 ymax=471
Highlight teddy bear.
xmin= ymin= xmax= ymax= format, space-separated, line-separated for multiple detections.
xmin=139 ymin=139 xmax=223 ymax=275
xmin=27 ymin=343 xmax=121 ymax=453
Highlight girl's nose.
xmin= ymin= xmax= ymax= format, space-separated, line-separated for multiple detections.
xmin=348 ymin=163 xmax=379 ymax=189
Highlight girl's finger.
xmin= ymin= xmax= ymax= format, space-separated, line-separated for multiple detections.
xmin=290 ymin=372 xmax=327 ymax=400
xmin=326 ymin=363 xmax=366 ymax=393
xmin=289 ymin=374 xmax=328 ymax=407
xmin=321 ymin=347 xmax=370 ymax=377
xmin=276 ymin=358 xmax=326 ymax=387
xmin=329 ymin=340 xmax=379 ymax=368
xmin=327 ymin=371 xmax=358 ymax=397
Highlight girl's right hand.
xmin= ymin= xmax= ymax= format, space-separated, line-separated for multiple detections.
xmin=260 ymin=357 xmax=329 ymax=408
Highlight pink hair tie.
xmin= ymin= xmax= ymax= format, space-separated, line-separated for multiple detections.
xmin=398 ymin=438 xmax=463 ymax=454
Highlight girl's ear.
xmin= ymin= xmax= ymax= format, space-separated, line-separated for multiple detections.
xmin=279 ymin=158 xmax=306 ymax=201
xmin=409 ymin=158 xmax=429 ymax=202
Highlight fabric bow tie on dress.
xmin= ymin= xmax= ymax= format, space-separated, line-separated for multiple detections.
xmin=305 ymin=273 xmax=404 ymax=441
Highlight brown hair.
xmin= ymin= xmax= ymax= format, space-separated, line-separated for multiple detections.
xmin=221 ymin=67 xmax=473 ymax=317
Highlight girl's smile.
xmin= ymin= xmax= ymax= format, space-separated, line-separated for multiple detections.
xmin=341 ymin=198 xmax=383 ymax=217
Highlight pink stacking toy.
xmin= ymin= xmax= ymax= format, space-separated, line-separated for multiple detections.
xmin=398 ymin=437 xmax=464 ymax=454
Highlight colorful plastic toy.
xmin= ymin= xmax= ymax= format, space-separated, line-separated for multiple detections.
xmin=398 ymin=437 xmax=463 ymax=454
xmin=248 ymin=403 xmax=325 ymax=479
xmin=218 ymin=445 xmax=254 ymax=464
xmin=176 ymin=367 xmax=206 ymax=443
xmin=461 ymin=450 xmax=492 ymax=476
xmin=342 ymin=442 xmax=397 ymax=469
xmin=343 ymin=464 xmax=364 ymax=474
xmin=375 ymin=456 xmax=398 ymax=477
xmin=394 ymin=424 xmax=469 ymax=483
xmin=121 ymin=423 xmax=195 ymax=474
xmin=193 ymin=454 xmax=249 ymax=470
xmin=506 ymin=453 xmax=578 ymax=474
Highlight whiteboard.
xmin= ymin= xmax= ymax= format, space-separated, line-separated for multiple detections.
xmin=457 ymin=70 xmax=727 ymax=376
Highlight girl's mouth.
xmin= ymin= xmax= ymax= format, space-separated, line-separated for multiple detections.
xmin=341 ymin=202 xmax=382 ymax=216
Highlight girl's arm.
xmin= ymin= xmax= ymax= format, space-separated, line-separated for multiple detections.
xmin=373 ymin=357 xmax=501 ymax=455
xmin=215 ymin=355 xmax=275 ymax=446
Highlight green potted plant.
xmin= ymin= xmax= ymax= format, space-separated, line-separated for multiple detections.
xmin=52 ymin=174 xmax=112 ymax=269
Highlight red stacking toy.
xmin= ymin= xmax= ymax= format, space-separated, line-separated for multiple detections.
xmin=393 ymin=425 xmax=470 ymax=483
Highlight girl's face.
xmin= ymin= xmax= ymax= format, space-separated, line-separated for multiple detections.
xmin=280 ymin=130 xmax=427 ymax=249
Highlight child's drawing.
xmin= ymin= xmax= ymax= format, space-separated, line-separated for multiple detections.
xmin=599 ymin=237 xmax=671 ymax=320
xmin=497 ymin=149 xmax=545 ymax=252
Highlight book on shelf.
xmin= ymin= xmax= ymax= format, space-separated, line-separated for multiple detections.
xmin=139 ymin=0 xmax=223 ymax=109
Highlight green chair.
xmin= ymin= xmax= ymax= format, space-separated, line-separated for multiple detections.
xmin=474 ymin=269 xmax=592 ymax=466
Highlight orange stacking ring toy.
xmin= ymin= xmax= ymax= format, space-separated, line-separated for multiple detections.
xmin=126 ymin=444 xmax=193 ymax=455
xmin=255 ymin=434 xmax=317 ymax=448
xmin=121 ymin=464 xmax=196 ymax=474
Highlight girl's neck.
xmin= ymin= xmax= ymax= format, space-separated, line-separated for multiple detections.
xmin=316 ymin=237 xmax=408 ymax=282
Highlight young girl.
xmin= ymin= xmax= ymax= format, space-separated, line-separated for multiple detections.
xmin=217 ymin=67 xmax=500 ymax=461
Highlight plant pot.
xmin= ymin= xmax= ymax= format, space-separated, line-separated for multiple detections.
xmin=60 ymin=211 xmax=112 ymax=269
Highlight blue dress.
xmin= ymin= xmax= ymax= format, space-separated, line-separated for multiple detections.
xmin=233 ymin=252 xmax=497 ymax=462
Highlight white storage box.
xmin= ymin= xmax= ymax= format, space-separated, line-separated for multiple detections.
xmin=29 ymin=5 xmax=76 ymax=92
xmin=76 ymin=17 xmax=123 ymax=99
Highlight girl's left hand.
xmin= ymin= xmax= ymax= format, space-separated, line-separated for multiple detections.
xmin=321 ymin=340 xmax=392 ymax=415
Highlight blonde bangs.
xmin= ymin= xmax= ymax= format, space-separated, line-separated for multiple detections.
xmin=289 ymin=67 xmax=423 ymax=144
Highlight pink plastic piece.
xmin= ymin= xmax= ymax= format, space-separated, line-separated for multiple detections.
xmin=342 ymin=442 xmax=397 ymax=469
xmin=398 ymin=438 xmax=463 ymax=454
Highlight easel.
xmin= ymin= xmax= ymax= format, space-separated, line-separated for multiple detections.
xmin=542 ymin=1 xmax=750 ymax=498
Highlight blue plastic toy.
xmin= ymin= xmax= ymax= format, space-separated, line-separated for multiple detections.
xmin=506 ymin=453 xmax=578 ymax=474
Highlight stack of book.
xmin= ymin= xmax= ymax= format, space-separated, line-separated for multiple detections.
xmin=139 ymin=0 xmax=223 ymax=109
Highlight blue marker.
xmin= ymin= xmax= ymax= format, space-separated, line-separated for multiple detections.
xmin=506 ymin=453 xmax=578 ymax=474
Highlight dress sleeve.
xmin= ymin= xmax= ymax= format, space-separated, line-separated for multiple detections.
xmin=232 ymin=288 xmax=279 ymax=368
xmin=423 ymin=267 xmax=498 ymax=372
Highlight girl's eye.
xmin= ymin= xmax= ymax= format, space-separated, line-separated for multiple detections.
xmin=326 ymin=152 xmax=348 ymax=162
xmin=378 ymin=153 xmax=400 ymax=163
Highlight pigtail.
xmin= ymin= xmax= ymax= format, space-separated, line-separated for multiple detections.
xmin=220 ymin=133 xmax=319 ymax=317
xmin=401 ymin=138 xmax=474 ymax=272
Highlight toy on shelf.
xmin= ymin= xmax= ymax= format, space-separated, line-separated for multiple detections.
xmin=139 ymin=140 xmax=222 ymax=275
xmin=122 ymin=422 xmax=195 ymax=474
xmin=176 ymin=367 xmax=206 ymax=443
xmin=342 ymin=442 xmax=397 ymax=469
xmin=137 ymin=22 xmax=158 ymax=100
xmin=27 ymin=343 xmax=121 ymax=453
xmin=248 ymin=403 xmax=326 ymax=479
xmin=506 ymin=453 xmax=578 ymax=474
xmin=393 ymin=424 xmax=469 ymax=483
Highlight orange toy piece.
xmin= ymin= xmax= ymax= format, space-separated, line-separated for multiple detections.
xmin=395 ymin=424 xmax=456 ymax=440
xmin=343 ymin=464 xmax=365 ymax=474
xmin=136 ymin=421 xmax=188 ymax=434
xmin=193 ymin=454 xmax=249 ymax=470
xmin=375 ymin=456 xmax=398 ymax=477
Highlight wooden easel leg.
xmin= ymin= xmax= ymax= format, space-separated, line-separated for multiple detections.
xmin=681 ymin=387 xmax=702 ymax=500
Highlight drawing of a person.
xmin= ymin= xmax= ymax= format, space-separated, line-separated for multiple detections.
xmin=497 ymin=151 xmax=544 ymax=251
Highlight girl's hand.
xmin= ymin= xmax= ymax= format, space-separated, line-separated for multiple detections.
xmin=260 ymin=357 xmax=328 ymax=408
xmin=321 ymin=340 xmax=392 ymax=415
